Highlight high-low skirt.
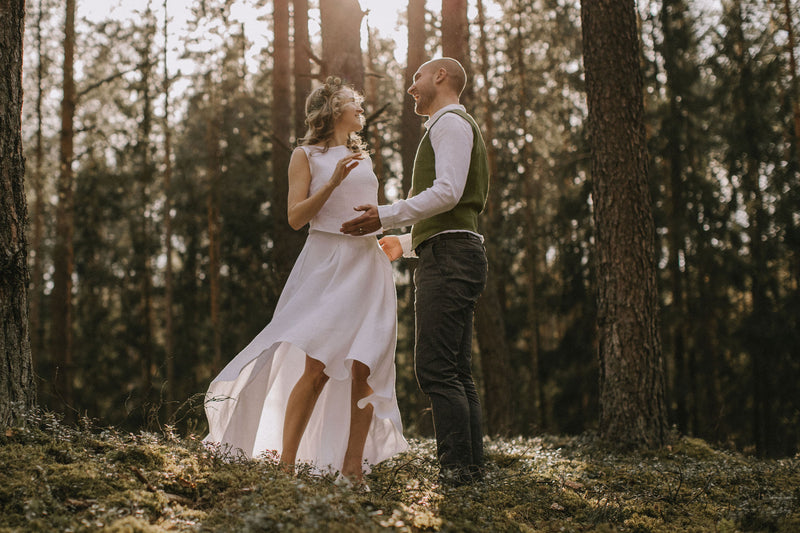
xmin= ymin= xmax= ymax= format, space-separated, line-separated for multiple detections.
xmin=204 ymin=230 xmax=408 ymax=473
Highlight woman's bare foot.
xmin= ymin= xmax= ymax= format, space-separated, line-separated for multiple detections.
xmin=341 ymin=471 xmax=362 ymax=484
xmin=338 ymin=469 xmax=369 ymax=491
xmin=340 ymin=460 xmax=363 ymax=483
xmin=278 ymin=459 xmax=295 ymax=476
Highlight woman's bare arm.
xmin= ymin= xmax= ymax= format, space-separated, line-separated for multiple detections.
xmin=286 ymin=148 xmax=363 ymax=230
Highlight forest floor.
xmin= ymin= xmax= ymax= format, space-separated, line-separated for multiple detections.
xmin=0 ymin=409 xmax=798 ymax=532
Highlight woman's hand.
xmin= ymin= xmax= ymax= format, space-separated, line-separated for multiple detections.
xmin=379 ymin=236 xmax=403 ymax=261
xmin=287 ymin=149 xmax=364 ymax=230
xmin=329 ymin=152 xmax=364 ymax=188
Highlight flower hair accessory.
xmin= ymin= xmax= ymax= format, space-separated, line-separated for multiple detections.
xmin=307 ymin=76 xmax=344 ymax=113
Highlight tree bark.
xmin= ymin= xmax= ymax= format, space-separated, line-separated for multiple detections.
xmin=293 ymin=0 xmax=311 ymax=139
xmin=272 ymin=0 xmax=302 ymax=288
xmin=205 ymin=73 xmax=223 ymax=374
xmin=366 ymin=25 xmax=386 ymax=205
xmin=442 ymin=0 xmax=473 ymax=106
xmin=29 ymin=0 xmax=46 ymax=367
xmin=402 ymin=0 xmax=426 ymax=196
xmin=727 ymin=2 xmax=779 ymax=457
xmin=581 ymin=0 xmax=667 ymax=447
xmin=779 ymin=0 xmax=800 ymax=155
xmin=320 ymin=0 xmax=365 ymax=91
xmin=454 ymin=0 xmax=515 ymax=436
xmin=659 ymin=0 xmax=692 ymax=435
xmin=512 ymin=0 xmax=544 ymax=430
xmin=162 ymin=0 xmax=176 ymax=418
xmin=1 ymin=0 xmax=36 ymax=426
xmin=474 ymin=282 xmax=515 ymax=436
xmin=208 ymin=189 xmax=222 ymax=374
xmin=133 ymin=25 xmax=156 ymax=407
xmin=52 ymin=0 xmax=77 ymax=418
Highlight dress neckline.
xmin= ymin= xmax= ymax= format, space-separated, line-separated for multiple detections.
xmin=311 ymin=143 xmax=349 ymax=150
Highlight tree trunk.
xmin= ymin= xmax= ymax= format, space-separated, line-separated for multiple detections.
xmin=293 ymin=0 xmax=311 ymax=139
xmin=162 ymin=0 xmax=176 ymax=418
xmin=475 ymin=0 xmax=516 ymax=435
xmin=134 ymin=30 xmax=156 ymax=408
xmin=320 ymin=0 xmax=365 ymax=91
xmin=29 ymin=0 xmax=46 ymax=367
xmin=780 ymin=0 xmax=800 ymax=155
xmin=205 ymin=73 xmax=223 ymax=374
xmin=208 ymin=190 xmax=222 ymax=374
xmin=777 ymin=0 xmax=800 ymax=457
xmin=0 ymin=0 xmax=36 ymax=426
xmin=52 ymin=0 xmax=76 ymax=419
xmin=442 ymin=0 xmax=473 ymax=106
xmin=272 ymin=0 xmax=302 ymax=288
xmin=727 ymin=3 xmax=778 ymax=457
xmin=366 ymin=25 xmax=386 ymax=205
xmin=402 ymin=0 xmax=426 ymax=196
xmin=659 ymin=0 xmax=690 ymax=434
xmin=581 ymin=0 xmax=667 ymax=448
xmin=456 ymin=0 xmax=515 ymax=436
xmin=473 ymin=282 xmax=515 ymax=436
xmin=512 ymin=0 xmax=544 ymax=430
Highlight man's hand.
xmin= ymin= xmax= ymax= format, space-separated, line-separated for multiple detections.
xmin=340 ymin=204 xmax=381 ymax=236
xmin=379 ymin=236 xmax=403 ymax=261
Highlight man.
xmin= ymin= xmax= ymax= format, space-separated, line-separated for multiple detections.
xmin=341 ymin=57 xmax=489 ymax=486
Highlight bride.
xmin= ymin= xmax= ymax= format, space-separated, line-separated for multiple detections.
xmin=204 ymin=77 xmax=407 ymax=483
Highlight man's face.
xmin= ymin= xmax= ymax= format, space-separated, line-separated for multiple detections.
xmin=407 ymin=63 xmax=436 ymax=117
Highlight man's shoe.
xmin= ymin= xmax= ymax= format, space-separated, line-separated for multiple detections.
xmin=438 ymin=466 xmax=479 ymax=488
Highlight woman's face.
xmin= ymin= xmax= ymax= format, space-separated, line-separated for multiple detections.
xmin=336 ymin=89 xmax=365 ymax=133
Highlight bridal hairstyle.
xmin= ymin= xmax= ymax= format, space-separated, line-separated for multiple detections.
xmin=299 ymin=76 xmax=367 ymax=154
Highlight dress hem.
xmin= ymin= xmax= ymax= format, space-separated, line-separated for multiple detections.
xmin=205 ymin=339 xmax=408 ymax=467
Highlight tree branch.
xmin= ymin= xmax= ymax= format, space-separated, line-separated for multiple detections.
xmin=77 ymin=60 xmax=157 ymax=100
xmin=365 ymin=102 xmax=391 ymax=124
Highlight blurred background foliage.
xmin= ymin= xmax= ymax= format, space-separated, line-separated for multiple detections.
xmin=21 ymin=0 xmax=799 ymax=457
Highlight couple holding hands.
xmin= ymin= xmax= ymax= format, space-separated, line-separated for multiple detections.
xmin=205 ymin=57 xmax=489 ymax=488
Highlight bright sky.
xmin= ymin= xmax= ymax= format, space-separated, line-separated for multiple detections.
xmin=80 ymin=0 xmax=410 ymax=69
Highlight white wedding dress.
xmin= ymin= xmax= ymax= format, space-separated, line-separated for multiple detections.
xmin=204 ymin=145 xmax=408 ymax=474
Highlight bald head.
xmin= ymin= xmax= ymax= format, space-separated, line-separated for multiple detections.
xmin=424 ymin=58 xmax=467 ymax=97
xmin=408 ymin=57 xmax=469 ymax=116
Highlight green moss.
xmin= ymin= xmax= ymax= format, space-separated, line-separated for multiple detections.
xmin=105 ymin=516 xmax=163 ymax=532
xmin=1 ymin=410 xmax=798 ymax=532
xmin=109 ymin=444 xmax=165 ymax=470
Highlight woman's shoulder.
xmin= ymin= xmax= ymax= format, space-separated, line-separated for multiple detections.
xmin=299 ymin=144 xmax=366 ymax=158
xmin=290 ymin=146 xmax=312 ymax=166
xmin=296 ymin=144 xmax=330 ymax=158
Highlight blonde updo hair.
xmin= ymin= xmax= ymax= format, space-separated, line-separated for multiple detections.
xmin=298 ymin=76 xmax=367 ymax=153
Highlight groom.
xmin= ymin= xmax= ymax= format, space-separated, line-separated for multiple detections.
xmin=341 ymin=57 xmax=489 ymax=486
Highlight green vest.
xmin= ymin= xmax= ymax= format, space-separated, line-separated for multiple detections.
xmin=410 ymin=109 xmax=490 ymax=250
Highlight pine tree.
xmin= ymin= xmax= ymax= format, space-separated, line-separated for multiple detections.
xmin=52 ymin=0 xmax=77 ymax=419
xmin=581 ymin=0 xmax=667 ymax=447
xmin=0 ymin=0 xmax=36 ymax=426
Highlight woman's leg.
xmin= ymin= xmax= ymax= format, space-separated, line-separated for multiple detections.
xmin=341 ymin=360 xmax=374 ymax=482
xmin=281 ymin=355 xmax=329 ymax=468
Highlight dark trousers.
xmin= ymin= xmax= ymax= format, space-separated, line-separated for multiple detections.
xmin=414 ymin=234 xmax=487 ymax=479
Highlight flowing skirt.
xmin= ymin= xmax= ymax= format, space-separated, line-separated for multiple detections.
xmin=204 ymin=231 xmax=408 ymax=473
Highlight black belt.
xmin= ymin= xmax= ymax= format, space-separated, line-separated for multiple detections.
xmin=415 ymin=232 xmax=481 ymax=254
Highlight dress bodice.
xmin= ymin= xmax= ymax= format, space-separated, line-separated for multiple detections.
xmin=300 ymin=145 xmax=380 ymax=236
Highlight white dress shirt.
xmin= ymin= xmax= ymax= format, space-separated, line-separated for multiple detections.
xmin=377 ymin=104 xmax=477 ymax=256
